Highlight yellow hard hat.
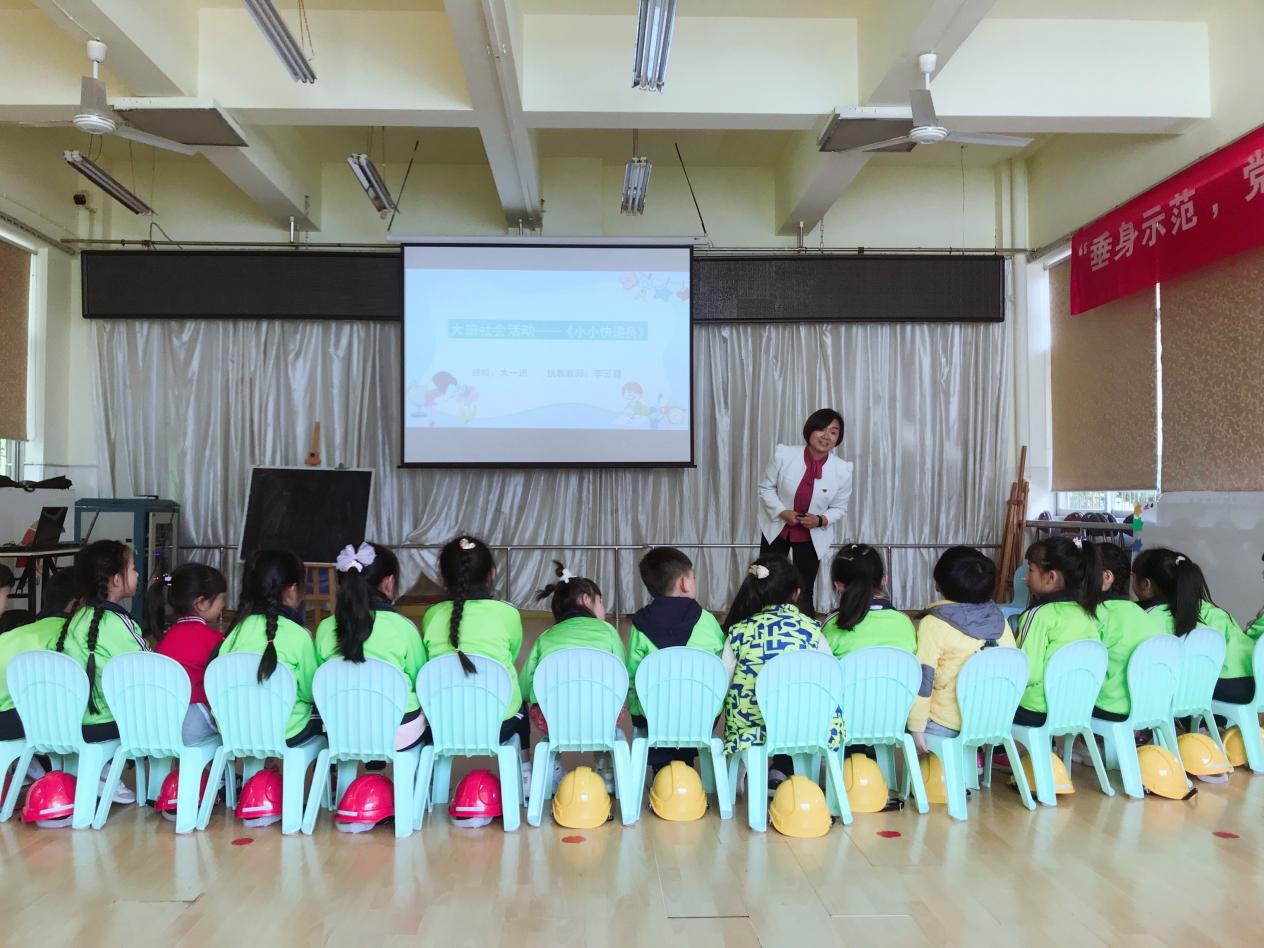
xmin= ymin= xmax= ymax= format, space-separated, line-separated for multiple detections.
xmin=1138 ymin=745 xmax=1196 ymax=800
xmin=1177 ymin=732 xmax=1232 ymax=776
xmin=1019 ymin=753 xmax=1074 ymax=795
xmin=552 ymin=766 xmax=611 ymax=828
xmin=843 ymin=754 xmax=889 ymax=813
xmin=1222 ymin=726 xmax=1263 ymax=768
xmin=769 ymin=775 xmax=830 ymax=838
xmin=919 ymin=755 xmax=948 ymax=805
xmin=649 ymin=761 xmax=706 ymax=822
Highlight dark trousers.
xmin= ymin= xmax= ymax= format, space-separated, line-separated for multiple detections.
xmin=761 ymin=536 xmax=820 ymax=618
xmin=1214 ymin=677 xmax=1256 ymax=704
xmin=629 ymin=715 xmax=700 ymax=774
xmin=286 ymin=716 xmax=324 ymax=748
xmin=1092 ymin=707 xmax=1129 ymax=722
xmin=82 ymin=721 xmax=121 ymax=743
xmin=0 ymin=708 xmax=23 ymax=741
xmin=1013 ymin=706 xmax=1047 ymax=727
xmin=500 ymin=709 xmax=530 ymax=747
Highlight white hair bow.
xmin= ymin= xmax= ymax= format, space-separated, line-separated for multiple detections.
xmin=336 ymin=542 xmax=376 ymax=573
xmin=559 ymin=567 xmax=576 ymax=584
xmin=748 ymin=564 xmax=770 ymax=580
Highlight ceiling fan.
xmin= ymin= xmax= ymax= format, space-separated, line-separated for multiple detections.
xmin=853 ymin=52 xmax=1034 ymax=153
xmin=17 ymin=40 xmax=198 ymax=155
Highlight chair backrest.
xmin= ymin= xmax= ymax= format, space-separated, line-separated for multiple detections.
xmin=837 ymin=646 xmax=920 ymax=745
xmin=102 ymin=652 xmax=192 ymax=758
xmin=417 ymin=653 xmax=512 ymax=756
xmin=7 ymin=650 xmax=90 ymax=754
xmin=1173 ymin=627 xmax=1227 ymax=716
xmin=313 ymin=658 xmax=409 ymax=762
xmin=1009 ymin=565 xmax=1030 ymax=609
xmin=755 ymin=650 xmax=844 ymax=754
xmin=1252 ymin=635 xmax=1264 ymax=707
xmin=634 ymin=647 xmax=726 ymax=746
xmin=956 ymin=647 xmax=1030 ymax=744
xmin=533 ymin=648 xmax=628 ymax=752
xmin=1123 ymin=634 xmax=1181 ymax=726
xmin=1042 ymin=639 xmax=1108 ymax=732
xmin=204 ymin=653 xmax=298 ymax=758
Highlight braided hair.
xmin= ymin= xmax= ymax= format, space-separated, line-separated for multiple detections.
xmin=230 ymin=549 xmax=304 ymax=683
xmin=333 ymin=542 xmax=398 ymax=663
xmin=55 ymin=540 xmax=132 ymax=714
xmin=534 ymin=560 xmax=602 ymax=623
xmin=438 ymin=536 xmax=495 ymax=675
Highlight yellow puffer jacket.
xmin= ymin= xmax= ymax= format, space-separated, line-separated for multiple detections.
xmin=907 ymin=600 xmax=1017 ymax=733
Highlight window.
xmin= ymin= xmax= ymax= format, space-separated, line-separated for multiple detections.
xmin=1056 ymin=489 xmax=1159 ymax=518
xmin=0 ymin=438 xmax=21 ymax=480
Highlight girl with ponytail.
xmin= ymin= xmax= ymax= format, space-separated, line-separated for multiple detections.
xmin=820 ymin=544 xmax=916 ymax=659
xmin=1012 ymin=536 xmax=1104 ymax=726
xmin=1134 ymin=548 xmax=1256 ymax=703
xmin=315 ymin=542 xmax=428 ymax=751
xmin=219 ymin=549 xmax=321 ymax=746
xmin=148 ymin=563 xmax=228 ymax=745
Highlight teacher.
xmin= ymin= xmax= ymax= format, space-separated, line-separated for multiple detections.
xmin=757 ymin=408 xmax=853 ymax=618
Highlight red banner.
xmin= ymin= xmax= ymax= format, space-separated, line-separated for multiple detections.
xmin=1070 ymin=124 xmax=1264 ymax=314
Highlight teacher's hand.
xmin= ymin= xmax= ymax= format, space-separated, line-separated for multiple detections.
xmin=796 ymin=514 xmax=825 ymax=529
xmin=778 ymin=510 xmax=799 ymax=526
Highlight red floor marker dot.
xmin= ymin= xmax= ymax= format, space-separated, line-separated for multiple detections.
xmin=561 ymin=835 xmax=586 ymax=844
xmin=876 ymin=830 xmax=901 ymax=838
xmin=1213 ymin=831 xmax=1240 ymax=839
xmin=232 ymin=837 xmax=255 ymax=846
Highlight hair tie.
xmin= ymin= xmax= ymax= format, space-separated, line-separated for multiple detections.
xmin=748 ymin=564 xmax=770 ymax=580
xmin=559 ymin=567 xmax=576 ymax=584
xmin=1072 ymin=536 xmax=1083 ymax=550
xmin=459 ymin=537 xmax=476 ymax=551
xmin=161 ymin=573 xmax=172 ymax=587
xmin=336 ymin=542 xmax=377 ymax=573
xmin=1175 ymin=554 xmax=1186 ymax=565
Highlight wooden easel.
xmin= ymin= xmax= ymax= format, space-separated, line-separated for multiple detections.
xmin=993 ymin=445 xmax=1030 ymax=603
xmin=300 ymin=421 xmax=335 ymax=627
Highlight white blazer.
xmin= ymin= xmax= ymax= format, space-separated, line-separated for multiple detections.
xmin=758 ymin=443 xmax=853 ymax=561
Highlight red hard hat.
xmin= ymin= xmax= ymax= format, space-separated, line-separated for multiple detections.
xmin=236 ymin=767 xmax=284 ymax=827
xmin=156 ymin=767 xmax=212 ymax=820
xmin=450 ymin=769 xmax=502 ymax=827
xmin=335 ymin=773 xmax=394 ymax=833
xmin=22 ymin=771 xmax=76 ymax=827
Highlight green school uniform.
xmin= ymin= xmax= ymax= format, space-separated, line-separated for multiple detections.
xmin=57 ymin=605 xmax=148 ymax=726
xmin=1094 ymin=598 xmax=1168 ymax=716
xmin=1148 ymin=602 xmax=1255 ymax=680
xmin=315 ymin=607 xmax=427 ymax=712
xmin=422 ymin=599 xmax=524 ymax=719
xmin=220 ymin=613 xmax=318 ymax=740
xmin=821 ymin=600 xmax=917 ymax=660
xmin=625 ymin=599 xmax=725 ymax=717
xmin=0 ymin=616 xmax=65 ymax=714
xmin=1016 ymin=599 xmax=1100 ymax=714
xmin=1245 ymin=611 xmax=1264 ymax=641
xmin=519 ymin=614 xmax=626 ymax=705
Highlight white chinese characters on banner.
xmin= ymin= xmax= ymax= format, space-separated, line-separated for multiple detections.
xmin=1141 ymin=205 xmax=1166 ymax=247
xmin=1246 ymin=149 xmax=1264 ymax=202
xmin=1169 ymin=188 xmax=1197 ymax=233
xmin=1115 ymin=220 xmax=1138 ymax=260
xmin=1089 ymin=232 xmax=1112 ymax=271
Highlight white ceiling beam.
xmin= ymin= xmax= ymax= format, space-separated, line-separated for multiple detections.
xmin=202 ymin=126 xmax=319 ymax=231
xmin=774 ymin=131 xmax=870 ymax=238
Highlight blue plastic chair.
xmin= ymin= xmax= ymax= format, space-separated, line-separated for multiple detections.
xmin=838 ymin=646 xmax=928 ymax=813
xmin=0 ymin=651 xmax=121 ymax=829
xmin=199 ymin=653 xmax=328 ymax=834
xmin=1211 ymin=635 xmax=1264 ymax=775
xmin=0 ymin=737 xmax=25 ymax=820
xmin=414 ymin=654 xmax=521 ymax=831
xmin=923 ymin=648 xmax=1035 ymax=821
xmin=527 ymin=648 xmax=633 ymax=827
xmin=96 ymin=652 xmax=226 ymax=833
xmin=629 ymin=647 xmax=731 ymax=819
xmin=302 ymin=658 xmax=421 ymax=837
xmin=1010 ymin=639 xmax=1113 ymax=805
xmin=1173 ymin=627 xmax=1229 ymax=756
xmin=1090 ymin=634 xmax=1182 ymax=799
xmin=727 ymin=649 xmax=850 ymax=831
xmin=1000 ymin=565 xmax=1030 ymax=626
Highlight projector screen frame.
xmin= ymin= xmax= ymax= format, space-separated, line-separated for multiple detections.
xmin=397 ymin=241 xmax=696 ymax=470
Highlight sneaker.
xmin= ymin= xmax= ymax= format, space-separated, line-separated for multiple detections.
xmin=102 ymin=772 xmax=135 ymax=805
xmin=23 ymin=758 xmax=46 ymax=788
xmin=594 ymin=757 xmax=616 ymax=794
xmin=551 ymin=761 xmax=565 ymax=794
xmin=767 ymin=768 xmax=789 ymax=798
xmin=521 ymin=761 xmax=532 ymax=802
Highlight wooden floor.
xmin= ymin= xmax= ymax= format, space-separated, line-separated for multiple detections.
xmin=2 ymin=762 xmax=1263 ymax=948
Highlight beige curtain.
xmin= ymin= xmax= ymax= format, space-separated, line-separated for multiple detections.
xmin=0 ymin=241 xmax=31 ymax=440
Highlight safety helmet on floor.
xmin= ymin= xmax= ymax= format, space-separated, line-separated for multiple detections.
xmin=156 ymin=767 xmax=213 ymax=821
xmin=843 ymin=754 xmax=889 ymax=813
xmin=1221 ymin=726 xmax=1262 ymax=768
xmin=1177 ymin=732 xmax=1232 ymax=778
xmin=236 ymin=767 xmax=284 ymax=827
xmin=1138 ymin=744 xmax=1196 ymax=800
xmin=919 ymin=755 xmax=948 ymax=805
xmin=21 ymin=772 xmax=76 ymax=828
xmin=1018 ymin=753 xmax=1074 ymax=795
xmin=769 ymin=775 xmax=830 ymax=838
xmin=335 ymin=773 xmax=395 ymax=833
xmin=451 ymin=769 xmax=503 ymax=828
xmin=649 ymin=761 xmax=706 ymax=822
xmin=552 ymin=766 xmax=611 ymax=829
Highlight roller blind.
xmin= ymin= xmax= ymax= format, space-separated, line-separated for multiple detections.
xmin=1049 ymin=260 xmax=1158 ymax=490
xmin=0 ymin=240 xmax=31 ymax=440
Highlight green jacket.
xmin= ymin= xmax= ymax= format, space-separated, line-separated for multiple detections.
xmin=1245 ymin=611 xmax=1264 ymax=641
xmin=422 ymin=599 xmax=524 ymax=719
xmin=1016 ymin=600 xmax=1100 ymax=714
xmin=316 ymin=607 xmax=427 ymax=712
xmin=58 ymin=605 xmax=148 ymax=726
xmin=1094 ymin=598 xmax=1168 ymax=716
xmin=1148 ymin=601 xmax=1255 ymax=680
xmin=625 ymin=599 xmax=724 ymax=718
xmin=821 ymin=602 xmax=917 ymax=660
xmin=221 ymin=613 xmax=318 ymax=740
xmin=520 ymin=615 xmax=626 ymax=705
xmin=0 ymin=616 xmax=65 ymax=714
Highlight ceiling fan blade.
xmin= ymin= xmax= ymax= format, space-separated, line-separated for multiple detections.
xmin=858 ymin=135 xmax=917 ymax=153
xmin=81 ymin=75 xmax=109 ymax=114
xmin=944 ymin=131 xmax=1034 ymax=148
xmin=909 ymin=88 xmax=938 ymax=128
xmin=114 ymin=123 xmax=198 ymax=156
xmin=16 ymin=121 xmax=77 ymax=128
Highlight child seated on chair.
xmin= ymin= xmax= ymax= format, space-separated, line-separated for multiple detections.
xmin=147 ymin=563 xmax=229 ymax=746
xmin=821 ymin=544 xmax=916 ymax=660
xmin=626 ymin=547 xmax=724 ymax=774
xmin=909 ymin=547 xmax=1014 ymax=753
xmin=0 ymin=569 xmax=76 ymax=742
xmin=1092 ymin=543 xmax=1168 ymax=722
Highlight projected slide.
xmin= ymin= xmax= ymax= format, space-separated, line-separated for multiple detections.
xmin=402 ymin=244 xmax=692 ymax=466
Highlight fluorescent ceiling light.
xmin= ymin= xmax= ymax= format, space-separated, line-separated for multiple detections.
xmin=621 ymin=157 xmax=652 ymax=216
xmin=347 ymin=153 xmax=397 ymax=216
xmin=632 ymin=0 xmax=676 ymax=91
xmin=63 ymin=150 xmax=151 ymax=215
xmin=243 ymin=0 xmax=317 ymax=84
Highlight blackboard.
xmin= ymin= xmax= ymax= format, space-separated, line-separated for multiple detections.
xmin=239 ymin=468 xmax=373 ymax=563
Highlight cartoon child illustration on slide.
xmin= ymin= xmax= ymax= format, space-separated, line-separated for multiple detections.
xmin=411 ymin=371 xmax=479 ymax=426
xmin=617 ymin=381 xmax=654 ymax=427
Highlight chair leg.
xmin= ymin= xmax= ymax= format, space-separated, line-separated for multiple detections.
xmin=938 ymin=742 xmax=969 ymax=822
xmin=432 ymin=757 xmax=453 ymax=809
xmin=875 ymin=745 xmax=897 ymax=789
xmin=1019 ymin=730 xmax=1055 ymax=807
xmin=526 ymin=741 xmax=552 ymax=827
xmin=391 ymin=753 xmax=415 ymax=840
xmin=1235 ymin=708 xmax=1264 ymax=774
xmin=1004 ymin=737 xmax=1035 ymax=811
xmin=745 ymin=746 xmax=769 ymax=832
xmin=281 ymin=755 xmax=311 ymax=835
xmin=791 ymin=753 xmax=813 ymax=781
xmin=92 ymin=751 xmax=129 ymax=829
xmin=146 ymin=756 xmax=173 ymax=808
xmin=612 ymin=740 xmax=637 ymax=825
xmin=1111 ymin=725 xmax=1145 ymax=799
xmin=74 ymin=746 xmax=108 ymax=830
xmin=629 ymin=737 xmax=649 ymax=817
xmin=978 ymin=745 xmax=991 ymax=789
xmin=174 ymin=756 xmax=204 ymax=835
xmin=823 ymin=750 xmax=852 ymax=827
xmin=496 ymin=746 xmax=521 ymax=832
xmin=1079 ymin=728 xmax=1115 ymax=797
xmin=301 ymin=750 xmax=331 ymax=835
xmin=413 ymin=747 xmax=435 ymax=829
xmin=726 ymin=754 xmax=741 ymax=808
xmin=1200 ymin=712 xmax=1228 ymax=758
xmin=698 ymin=746 xmax=715 ymax=795
xmin=2 ymin=747 xmax=35 ymax=821
xmin=901 ymin=734 xmax=928 ymax=814
xmin=708 ymin=740 xmax=733 ymax=820
xmin=198 ymin=750 xmax=230 ymax=831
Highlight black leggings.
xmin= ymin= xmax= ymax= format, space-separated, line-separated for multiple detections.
xmin=286 ymin=716 xmax=325 ymax=748
xmin=1092 ymin=707 xmax=1129 ymax=722
xmin=500 ymin=709 xmax=529 ymax=747
xmin=0 ymin=708 xmax=23 ymax=741
xmin=1214 ymin=677 xmax=1256 ymax=704
xmin=761 ymin=536 xmax=820 ymax=619
xmin=82 ymin=721 xmax=120 ymax=743
xmin=1013 ymin=706 xmax=1047 ymax=727
xmin=629 ymin=716 xmax=700 ymax=774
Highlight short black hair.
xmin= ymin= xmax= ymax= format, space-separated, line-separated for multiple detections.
xmin=802 ymin=408 xmax=845 ymax=444
xmin=639 ymin=547 xmax=694 ymax=598
xmin=39 ymin=568 xmax=77 ymax=618
xmin=0 ymin=564 xmax=14 ymax=590
xmin=932 ymin=546 xmax=996 ymax=604
xmin=1097 ymin=543 xmax=1131 ymax=596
